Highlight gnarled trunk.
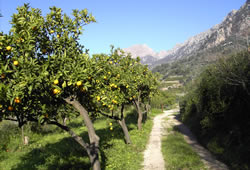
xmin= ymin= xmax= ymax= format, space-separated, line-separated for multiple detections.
xmin=134 ymin=98 xmax=143 ymax=131
xmin=64 ymin=97 xmax=101 ymax=170
xmin=117 ymin=105 xmax=131 ymax=144
xmin=49 ymin=120 xmax=98 ymax=169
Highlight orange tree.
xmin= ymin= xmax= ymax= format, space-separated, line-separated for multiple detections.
xmin=117 ymin=51 xmax=159 ymax=130
xmin=0 ymin=4 xmax=103 ymax=170
xmin=89 ymin=48 xmax=134 ymax=144
xmin=90 ymin=47 xmax=159 ymax=136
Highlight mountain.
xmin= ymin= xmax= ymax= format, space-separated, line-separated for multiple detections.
xmin=123 ymin=44 xmax=167 ymax=65
xmin=125 ymin=1 xmax=249 ymax=68
xmin=154 ymin=1 xmax=249 ymax=66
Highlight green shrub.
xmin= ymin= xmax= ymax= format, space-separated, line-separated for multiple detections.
xmin=151 ymin=90 xmax=176 ymax=109
xmin=180 ymin=50 xmax=250 ymax=169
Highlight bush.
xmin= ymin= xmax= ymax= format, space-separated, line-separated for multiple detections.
xmin=180 ymin=50 xmax=250 ymax=169
xmin=151 ymin=90 xmax=176 ymax=109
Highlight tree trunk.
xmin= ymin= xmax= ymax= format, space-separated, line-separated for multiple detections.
xmin=144 ymin=103 xmax=150 ymax=121
xmin=64 ymin=97 xmax=101 ymax=170
xmin=63 ymin=117 xmax=67 ymax=126
xmin=117 ymin=105 xmax=132 ymax=144
xmin=134 ymin=99 xmax=143 ymax=130
xmin=49 ymin=120 xmax=96 ymax=168
xmin=21 ymin=126 xmax=24 ymax=144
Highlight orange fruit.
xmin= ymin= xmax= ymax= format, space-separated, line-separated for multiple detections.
xmin=53 ymin=79 xmax=59 ymax=85
xmin=8 ymin=106 xmax=14 ymax=111
xmin=76 ymin=81 xmax=82 ymax=86
xmin=96 ymin=96 xmax=101 ymax=101
xmin=6 ymin=46 xmax=12 ymax=51
xmin=14 ymin=97 xmax=21 ymax=103
xmin=13 ymin=60 xmax=19 ymax=66
xmin=53 ymin=89 xmax=60 ymax=94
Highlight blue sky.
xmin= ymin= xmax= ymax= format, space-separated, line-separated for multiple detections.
xmin=0 ymin=0 xmax=246 ymax=55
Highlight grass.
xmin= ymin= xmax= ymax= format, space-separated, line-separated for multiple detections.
xmin=0 ymin=107 xmax=163 ymax=170
xmin=161 ymin=123 xmax=205 ymax=170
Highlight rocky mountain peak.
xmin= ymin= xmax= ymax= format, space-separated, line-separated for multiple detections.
xmin=126 ymin=1 xmax=249 ymax=67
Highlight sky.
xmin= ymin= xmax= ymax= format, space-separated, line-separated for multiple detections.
xmin=0 ymin=0 xmax=247 ymax=55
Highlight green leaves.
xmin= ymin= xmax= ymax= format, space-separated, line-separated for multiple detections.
xmin=0 ymin=4 xmax=159 ymax=127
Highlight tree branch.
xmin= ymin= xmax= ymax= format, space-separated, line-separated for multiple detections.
xmin=48 ymin=120 xmax=90 ymax=151
xmin=98 ymin=111 xmax=121 ymax=121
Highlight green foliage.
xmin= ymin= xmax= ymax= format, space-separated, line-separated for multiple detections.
xmin=151 ymin=90 xmax=177 ymax=109
xmin=0 ymin=4 xmax=159 ymax=126
xmin=0 ymin=3 xmax=97 ymax=126
xmin=180 ymin=50 xmax=250 ymax=169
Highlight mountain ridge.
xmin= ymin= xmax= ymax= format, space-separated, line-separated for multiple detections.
xmin=124 ymin=1 xmax=249 ymax=68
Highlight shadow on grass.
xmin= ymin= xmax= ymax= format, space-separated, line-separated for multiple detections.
xmin=11 ymin=112 xmax=139 ymax=170
xmin=11 ymin=135 xmax=90 ymax=170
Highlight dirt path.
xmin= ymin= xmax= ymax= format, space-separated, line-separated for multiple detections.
xmin=143 ymin=108 xmax=229 ymax=170
xmin=143 ymin=109 xmax=178 ymax=170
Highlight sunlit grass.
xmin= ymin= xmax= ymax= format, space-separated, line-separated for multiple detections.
xmin=162 ymin=126 xmax=205 ymax=170
xmin=0 ymin=107 xmax=162 ymax=170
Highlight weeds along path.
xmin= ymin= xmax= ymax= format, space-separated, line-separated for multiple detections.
xmin=164 ymin=110 xmax=229 ymax=170
xmin=143 ymin=109 xmax=178 ymax=170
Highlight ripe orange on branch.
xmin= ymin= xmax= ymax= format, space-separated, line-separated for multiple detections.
xmin=6 ymin=46 xmax=12 ymax=51
xmin=8 ymin=106 xmax=14 ymax=111
xmin=53 ymin=79 xmax=59 ymax=85
xmin=76 ymin=81 xmax=82 ymax=86
xmin=13 ymin=60 xmax=19 ymax=66
xmin=96 ymin=96 xmax=101 ymax=101
xmin=53 ymin=89 xmax=60 ymax=94
xmin=14 ymin=97 xmax=21 ymax=103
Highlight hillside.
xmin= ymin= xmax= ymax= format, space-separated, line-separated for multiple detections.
xmin=152 ymin=1 xmax=249 ymax=81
